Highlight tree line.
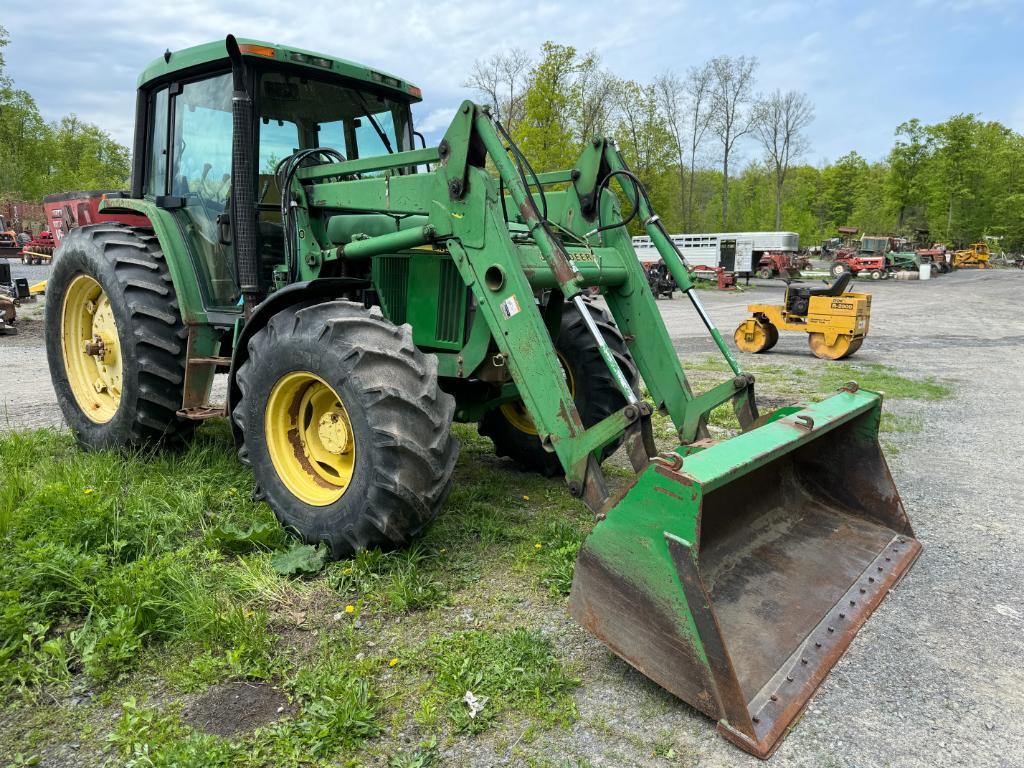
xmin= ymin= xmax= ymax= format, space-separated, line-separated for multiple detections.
xmin=465 ymin=42 xmax=1024 ymax=251
xmin=0 ymin=26 xmax=129 ymax=212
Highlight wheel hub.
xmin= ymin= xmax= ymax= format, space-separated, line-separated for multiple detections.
xmin=317 ymin=410 xmax=351 ymax=455
xmin=61 ymin=274 xmax=123 ymax=423
xmin=265 ymin=372 xmax=357 ymax=506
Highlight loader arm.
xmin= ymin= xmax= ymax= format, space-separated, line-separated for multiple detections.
xmin=290 ymin=101 xmax=757 ymax=513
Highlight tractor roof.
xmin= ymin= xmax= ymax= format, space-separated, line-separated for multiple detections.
xmin=138 ymin=38 xmax=421 ymax=102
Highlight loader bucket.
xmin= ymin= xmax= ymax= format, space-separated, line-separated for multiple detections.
xmin=569 ymin=387 xmax=921 ymax=759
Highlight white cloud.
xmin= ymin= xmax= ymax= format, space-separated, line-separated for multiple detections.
xmin=417 ymin=107 xmax=460 ymax=134
xmin=2 ymin=0 xmax=1022 ymax=164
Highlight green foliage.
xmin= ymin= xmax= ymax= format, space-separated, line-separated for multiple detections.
xmin=0 ymin=25 xmax=129 ymax=204
xmin=485 ymin=40 xmax=1024 ymax=249
xmin=418 ymin=628 xmax=579 ymax=733
xmin=208 ymin=520 xmax=283 ymax=554
xmin=515 ymin=42 xmax=580 ymax=172
xmin=282 ymin=648 xmax=381 ymax=758
xmin=107 ymin=697 xmax=241 ymax=768
xmin=0 ymin=426 xmax=279 ymax=691
xmin=270 ymin=544 xmax=328 ymax=577
xmin=328 ymin=544 xmax=446 ymax=613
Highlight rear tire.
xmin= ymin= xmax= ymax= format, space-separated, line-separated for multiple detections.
xmin=232 ymin=301 xmax=459 ymax=557
xmin=758 ymin=267 xmax=773 ymax=280
xmin=45 ymin=224 xmax=194 ymax=449
xmin=479 ymin=302 xmax=639 ymax=477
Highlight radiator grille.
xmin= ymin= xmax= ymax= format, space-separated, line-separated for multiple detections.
xmin=435 ymin=258 xmax=464 ymax=345
xmin=372 ymin=255 xmax=409 ymax=325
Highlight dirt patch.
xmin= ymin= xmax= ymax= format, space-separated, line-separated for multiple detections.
xmin=181 ymin=681 xmax=295 ymax=736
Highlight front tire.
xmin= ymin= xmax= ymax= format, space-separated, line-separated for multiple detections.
xmin=232 ymin=302 xmax=459 ymax=557
xmin=45 ymin=224 xmax=193 ymax=449
xmin=479 ymin=302 xmax=639 ymax=477
xmin=830 ymin=262 xmax=850 ymax=278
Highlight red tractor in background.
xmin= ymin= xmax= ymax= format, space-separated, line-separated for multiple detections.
xmin=757 ymin=251 xmax=810 ymax=279
xmin=829 ymin=228 xmax=887 ymax=280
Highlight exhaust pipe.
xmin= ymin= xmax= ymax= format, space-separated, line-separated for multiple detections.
xmin=226 ymin=35 xmax=259 ymax=316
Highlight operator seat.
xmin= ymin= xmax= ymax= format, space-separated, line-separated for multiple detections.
xmin=786 ymin=272 xmax=852 ymax=316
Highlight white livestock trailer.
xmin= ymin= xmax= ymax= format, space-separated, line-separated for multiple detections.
xmin=632 ymin=231 xmax=800 ymax=275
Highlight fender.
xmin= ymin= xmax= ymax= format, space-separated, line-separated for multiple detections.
xmin=226 ymin=277 xmax=369 ymax=446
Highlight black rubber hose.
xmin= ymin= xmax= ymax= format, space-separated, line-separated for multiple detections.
xmin=591 ymin=169 xmax=643 ymax=235
xmin=493 ymin=119 xmax=548 ymax=223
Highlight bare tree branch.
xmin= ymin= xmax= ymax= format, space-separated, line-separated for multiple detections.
xmin=683 ymin=61 xmax=715 ymax=230
xmin=654 ymin=70 xmax=687 ymax=228
xmin=753 ymin=89 xmax=815 ymax=229
xmin=463 ymin=48 xmax=532 ymax=134
xmin=709 ymin=55 xmax=758 ymax=227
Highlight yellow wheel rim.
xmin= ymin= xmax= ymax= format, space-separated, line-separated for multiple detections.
xmin=500 ymin=354 xmax=575 ymax=436
xmin=265 ymin=371 xmax=356 ymax=506
xmin=61 ymin=274 xmax=123 ymax=423
xmin=734 ymin=319 xmax=769 ymax=353
xmin=808 ymin=332 xmax=858 ymax=360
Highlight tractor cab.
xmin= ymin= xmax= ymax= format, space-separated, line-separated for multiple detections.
xmin=128 ymin=39 xmax=420 ymax=314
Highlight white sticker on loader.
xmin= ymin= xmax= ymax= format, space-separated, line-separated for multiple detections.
xmin=500 ymin=296 xmax=521 ymax=319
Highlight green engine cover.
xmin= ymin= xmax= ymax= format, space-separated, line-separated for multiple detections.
xmin=371 ymin=252 xmax=468 ymax=351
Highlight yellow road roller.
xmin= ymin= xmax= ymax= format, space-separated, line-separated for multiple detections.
xmin=734 ymin=272 xmax=870 ymax=360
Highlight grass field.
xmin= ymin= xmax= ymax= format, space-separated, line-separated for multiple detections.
xmin=0 ymin=359 xmax=950 ymax=767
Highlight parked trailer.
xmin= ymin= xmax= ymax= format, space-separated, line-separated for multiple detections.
xmin=632 ymin=232 xmax=768 ymax=274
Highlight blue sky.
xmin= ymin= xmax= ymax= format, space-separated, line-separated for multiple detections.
xmin=4 ymin=0 xmax=1022 ymax=167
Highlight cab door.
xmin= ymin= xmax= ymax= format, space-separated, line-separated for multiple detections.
xmin=144 ymin=71 xmax=240 ymax=311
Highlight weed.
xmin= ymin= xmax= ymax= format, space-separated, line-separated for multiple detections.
xmin=880 ymin=412 xmax=923 ymax=434
xmin=276 ymin=642 xmax=381 ymax=758
xmin=329 ymin=543 xmax=446 ymax=613
xmin=0 ymin=426 xmax=276 ymax=690
xmin=271 ymin=543 xmax=328 ymax=577
xmin=107 ymin=697 xmax=240 ymax=767
xmin=388 ymin=738 xmax=439 ymax=768
xmin=417 ymin=628 xmax=579 ymax=733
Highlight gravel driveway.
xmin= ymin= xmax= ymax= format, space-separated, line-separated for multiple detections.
xmin=1 ymin=263 xmax=1022 ymax=767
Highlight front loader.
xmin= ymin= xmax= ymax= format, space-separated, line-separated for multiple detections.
xmin=45 ymin=37 xmax=921 ymax=758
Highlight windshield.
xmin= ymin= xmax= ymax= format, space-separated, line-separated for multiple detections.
xmin=257 ymin=70 xmax=413 ymax=174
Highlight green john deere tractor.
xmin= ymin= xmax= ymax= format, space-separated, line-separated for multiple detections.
xmin=46 ymin=36 xmax=921 ymax=758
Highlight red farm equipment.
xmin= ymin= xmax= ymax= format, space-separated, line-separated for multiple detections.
xmin=43 ymin=190 xmax=150 ymax=247
xmin=19 ymin=231 xmax=57 ymax=264
xmin=756 ymin=251 xmax=808 ymax=279
xmin=828 ymin=230 xmax=887 ymax=280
